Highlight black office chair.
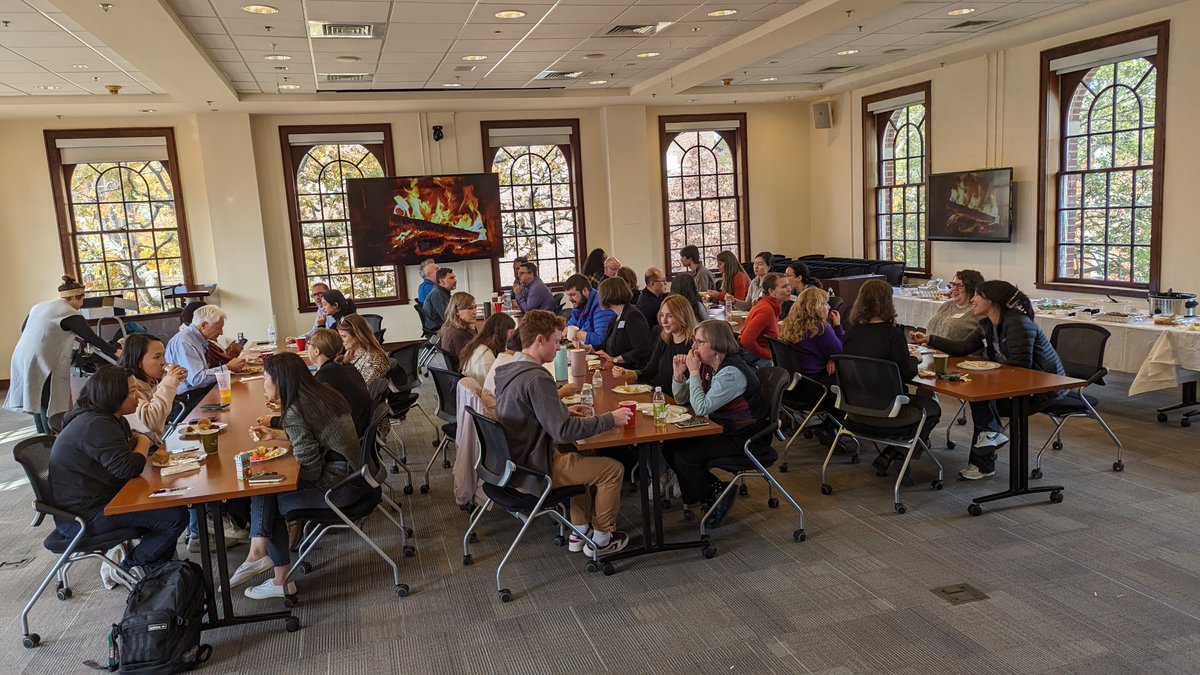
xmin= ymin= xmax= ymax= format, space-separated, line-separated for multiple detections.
xmin=767 ymin=337 xmax=836 ymax=472
xmin=696 ymin=367 xmax=807 ymax=550
xmin=1032 ymin=324 xmax=1123 ymax=477
xmin=366 ymin=377 xmax=415 ymax=494
xmin=13 ymin=436 xmax=138 ymax=649
xmin=440 ymin=347 xmax=462 ymax=373
xmin=387 ymin=346 xmax=438 ymax=433
xmin=413 ymin=302 xmax=440 ymax=374
xmin=361 ymin=313 xmax=386 ymax=344
xmin=284 ymin=403 xmax=414 ymax=601
xmin=421 ymin=367 xmax=463 ymax=494
xmin=461 ymin=406 xmax=601 ymax=601
xmin=552 ymin=292 xmax=564 ymax=311
xmin=821 ymin=355 xmax=944 ymax=514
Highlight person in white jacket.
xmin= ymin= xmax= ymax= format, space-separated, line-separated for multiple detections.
xmin=118 ymin=334 xmax=186 ymax=443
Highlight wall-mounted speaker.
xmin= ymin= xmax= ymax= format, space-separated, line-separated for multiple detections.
xmin=812 ymin=101 xmax=833 ymax=129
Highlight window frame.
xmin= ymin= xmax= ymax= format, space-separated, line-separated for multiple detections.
xmin=658 ymin=112 xmax=751 ymax=277
xmin=278 ymin=123 xmax=405 ymax=311
xmin=1037 ymin=22 xmax=1169 ymax=296
xmin=43 ymin=127 xmax=195 ymax=319
xmin=480 ymin=118 xmax=587 ymax=291
xmin=862 ymin=81 xmax=932 ymax=278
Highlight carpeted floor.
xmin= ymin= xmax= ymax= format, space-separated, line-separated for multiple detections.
xmin=1 ymin=371 xmax=1199 ymax=674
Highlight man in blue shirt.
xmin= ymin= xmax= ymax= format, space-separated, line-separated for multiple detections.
xmin=165 ymin=304 xmax=244 ymax=395
xmin=564 ymin=274 xmax=615 ymax=349
xmin=416 ymin=258 xmax=439 ymax=304
xmin=513 ymin=261 xmax=558 ymax=313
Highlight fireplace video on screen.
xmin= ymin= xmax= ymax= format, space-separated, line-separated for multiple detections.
xmin=927 ymin=168 xmax=1014 ymax=243
xmin=348 ymin=173 xmax=503 ymax=267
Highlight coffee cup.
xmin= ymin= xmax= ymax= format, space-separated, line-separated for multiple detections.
xmin=565 ymin=325 xmax=579 ymax=342
xmin=933 ymin=352 xmax=949 ymax=375
xmin=198 ymin=429 xmax=219 ymax=454
xmin=619 ymin=400 xmax=637 ymax=426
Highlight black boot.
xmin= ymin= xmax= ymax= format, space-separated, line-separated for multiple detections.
xmin=702 ymin=481 xmax=738 ymax=529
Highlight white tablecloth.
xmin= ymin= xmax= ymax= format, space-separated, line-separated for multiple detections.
xmin=893 ymin=294 xmax=1200 ymax=389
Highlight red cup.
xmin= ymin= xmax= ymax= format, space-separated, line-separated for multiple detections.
xmin=619 ymin=400 xmax=637 ymax=426
xmin=493 ymin=301 xmax=503 ymax=314
xmin=295 ymin=337 xmax=307 ymax=352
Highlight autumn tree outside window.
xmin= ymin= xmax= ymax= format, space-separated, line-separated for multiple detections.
xmin=863 ymin=83 xmax=931 ymax=276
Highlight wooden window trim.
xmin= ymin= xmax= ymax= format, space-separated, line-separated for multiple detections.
xmin=43 ymin=127 xmax=196 ymax=319
xmin=658 ymin=112 xmax=751 ymax=277
xmin=278 ymin=123 xmax=406 ymax=312
xmin=480 ymin=118 xmax=587 ymax=292
xmin=862 ymin=81 xmax=932 ymax=278
xmin=1036 ymin=21 xmax=1169 ymax=297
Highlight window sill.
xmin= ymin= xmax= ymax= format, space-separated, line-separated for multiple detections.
xmin=296 ymin=296 xmax=411 ymax=313
xmin=1036 ymin=281 xmax=1149 ymax=299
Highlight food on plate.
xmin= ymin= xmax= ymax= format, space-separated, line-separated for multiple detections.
xmin=917 ymin=369 xmax=936 ymax=379
xmin=149 ymin=449 xmax=206 ymax=468
xmin=249 ymin=446 xmax=289 ymax=462
xmin=150 ymin=449 xmax=171 ymax=465
xmin=561 ymin=395 xmax=582 ymax=405
xmin=195 ymin=418 xmax=212 ymax=431
xmin=1154 ymin=314 xmax=1178 ymax=325
xmin=612 ymin=384 xmax=652 ymax=395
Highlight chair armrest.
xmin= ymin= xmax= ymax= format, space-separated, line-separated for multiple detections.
xmin=505 ymin=463 xmax=554 ymax=492
xmin=1084 ymin=367 xmax=1108 ymax=387
xmin=326 ymin=466 xmax=371 ymax=494
xmin=34 ymin=500 xmax=85 ymax=525
xmin=744 ymin=421 xmax=780 ymax=451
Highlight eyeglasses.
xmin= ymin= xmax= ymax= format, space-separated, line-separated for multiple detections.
xmin=949 ymin=282 xmax=965 ymax=288
xmin=651 ymin=278 xmax=667 ymax=285
xmin=693 ymin=338 xmax=708 ymax=346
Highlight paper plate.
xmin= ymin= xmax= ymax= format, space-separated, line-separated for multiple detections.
xmin=957 ymin=361 xmax=1001 ymax=371
xmin=561 ymin=395 xmax=582 ymax=405
xmin=662 ymin=412 xmax=692 ymax=424
xmin=179 ymin=422 xmax=228 ymax=438
xmin=612 ymin=384 xmax=652 ymax=395
xmin=249 ymin=446 xmax=290 ymax=463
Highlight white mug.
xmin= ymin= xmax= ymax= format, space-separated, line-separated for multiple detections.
xmin=565 ymin=325 xmax=579 ymax=341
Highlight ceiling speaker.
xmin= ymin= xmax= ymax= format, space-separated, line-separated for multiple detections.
xmin=812 ymin=101 xmax=833 ymax=129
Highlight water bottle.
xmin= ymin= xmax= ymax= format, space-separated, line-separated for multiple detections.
xmin=266 ymin=323 xmax=276 ymax=345
xmin=724 ymin=297 xmax=734 ymax=317
xmin=554 ymin=344 xmax=568 ymax=381
xmin=503 ymin=292 xmax=513 ymax=312
xmin=580 ymin=383 xmax=594 ymax=417
xmin=592 ymin=367 xmax=604 ymax=393
xmin=652 ymin=386 xmax=667 ymax=428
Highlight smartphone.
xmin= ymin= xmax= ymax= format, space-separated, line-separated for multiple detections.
xmin=674 ymin=418 xmax=710 ymax=429
xmin=248 ymin=472 xmax=285 ymax=484
xmin=236 ymin=336 xmax=249 ymax=346
xmin=201 ymin=403 xmax=229 ymax=411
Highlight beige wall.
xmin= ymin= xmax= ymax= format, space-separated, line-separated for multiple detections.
xmin=809 ymin=1 xmax=1198 ymax=298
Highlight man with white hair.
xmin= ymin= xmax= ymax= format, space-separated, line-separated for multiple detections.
xmin=603 ymin=256 xmax=622 ymax=279
xmin=417 ymin=258 xmax=439 ymax=304
xmin=165 ymin=304 xmax=245 ymax=394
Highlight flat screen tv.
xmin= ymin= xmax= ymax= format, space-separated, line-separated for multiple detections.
xmin=927 ymin=168 xmax=1014 ymax=242
xmin=347 ymin=173 xmax=502 ymax=266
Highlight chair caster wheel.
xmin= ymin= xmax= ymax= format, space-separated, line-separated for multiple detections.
xmin=1031 ymin=468 xmax=1043 ymax=480
xmin=661 ymin=499 xmax=672 ymax=511
xmin=968 ymin=504 xmax=983 ymax=517
xmin=284 ymin=616 xmax=301 ymax=632
xmin=767 ymin=498 xmax=779 ymax=509
xmin=1050 ymin=490 xmax=1064 ymax=504
xmin=442 ymin=459 xmax=452 ymax=469
xmin=946 ymin=440 xmax=956 ymax=450
xmin=419 ymin=485 xmax=430 ymax=494
xmin=931 ymin=480 xmax=943 ymax=490
xmin=283 ymin=594 xmax=299 ymax=609
xmin=1182 ymin=418 xmax=1191 ymax=428
xmin=56 ymin=586 xmax=72 ymax=601
xmin=297 ymin=561 xmax=312 ymax=574
xmin=738 ymin=484 xmax=749 ymax=496
xmin=1113 ymin=461 xmax=1124 ymax=472
xmin=405 ymin=527 xmax=415 ymax=538
xmin=779 ymin=463 xmax=789 ymax=473
xmin=820 ymin=483 xmax=833 ymax=496
xmin=552 ymin=535 xmax=565 ymax=547
xmin=1052 ymin=440 xmax=1063 ymax=451
xmin=682 ymin=509 xmax=695 ymax=521
xmin=467 ymin=532 xmax=478 ymax=544
xmin=499 ymin=589 xmax=513 ymax=603
xmin=702 ymin=546 xmax=716 ymax=559
xmin=957 ymin=416 xmax=967 ymax=425
xmin=793 ymin=529 xmax=806 ymax=542
xmin=22 ymin=633 xmax=39 ymax=649
xmin=849 ymin=454 xmax=860 ymax=464
xmin=462 ymin=554 xmax=473 ymax=566
xmin=1157 ymin=412 xmax=1168 ymax=423
xmin=602 ymin=563 xmax=616 ymax=576
xmin=403 ymin=485 xmax=414 ymax=495
xmin=894 ymin=503 xmax=907 ymax=515
xmin=395 ymin=584 xmax=409 ymax=598
xmin=403 ymin=546 xmax=416 ymax=558
xmin=390 ymin=465 xmax=400 ymax=475
xmin=585 ymin=560 xmax=600 ymax=573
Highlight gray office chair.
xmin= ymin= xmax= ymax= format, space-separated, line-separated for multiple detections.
xmin=421 ymin=367 xmax=462 ymax=494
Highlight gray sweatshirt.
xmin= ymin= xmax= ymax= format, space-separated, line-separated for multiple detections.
xmin=493 ymin=355 xmax=615 ymax=492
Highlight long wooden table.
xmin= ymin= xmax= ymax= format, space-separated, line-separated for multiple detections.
xmin=106 ymin=349 xmax=301 ymax=633
xmin=569 ymin=369 xmax=723 ymax=572
xmin=912 ymin=357 xmax=1085 ymax=516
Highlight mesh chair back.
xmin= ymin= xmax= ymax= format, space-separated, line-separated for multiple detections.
xmin=465 ymin=406 xmax=517 ymax=488
xmin=831 ymin=355 xmax=906 ymax=418
xmin=13 ymin=436 xmax=56 ymax=506
xmin=1050 ymin=323 xmax=1110 ymax=383
xmin=413 ymin=303 xmax=433 ymax=338
xmin=361 ymin=313 xmax=386 ymax=343
xmin=428 ymin=366 xmax=463 ymax=420
xmin=767 ymin=338 xmax=828 ymax=407
xmin=359 ymin=402 xmax=392 ymax=479
xmin=368 ymin=378 xmax=390 ymax=406
xmin=756 ymin=366 xmax=790 ymax=424
xmin=389 ymin=344 xmax=421 ymax=391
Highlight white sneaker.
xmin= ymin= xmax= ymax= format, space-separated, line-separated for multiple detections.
xmin=223 ymin=516 xmax=249 ymax=540
xmin=227 ymin=556 xmax=273 ymax=589
xmin=567 ymin=525 xmax=592 ymax=553
xmin=973 ymin=431 xmax=1009 ymax=449
xmin=960 ymin=465 xmax=996 ymax=480
xmin=244 ymin=577 xmax=296 ymax=600
xmin=583 ymin=531 xmax=630 ymax=557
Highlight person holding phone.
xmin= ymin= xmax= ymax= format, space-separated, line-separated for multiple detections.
xmin=226 ymin=352 xmax=363 ymax=600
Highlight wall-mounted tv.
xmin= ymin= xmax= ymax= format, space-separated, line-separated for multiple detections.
xmin=927 ymin=168 xmax=1014 ymax=243
xmin=347 ymin=173 xmax=502 ymax=267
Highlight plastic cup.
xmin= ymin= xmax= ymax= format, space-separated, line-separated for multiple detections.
xmin=619 ymin=400 xmax=637 ymax=426
xmin=565 ymin=325 xmax=579 ymax=342
xmin=933 ymin=352 xmax=949 ymax=375
xmin=198 ymin=429 xmax=219 ymax=454
xmin=295 ymin=336 xmax=307 ymax=352
xmin=215 ymin=367 xmax=232 ymax=403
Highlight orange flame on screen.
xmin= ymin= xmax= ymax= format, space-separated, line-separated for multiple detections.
xmin=392 ymin=177 xmax=484 ymax=237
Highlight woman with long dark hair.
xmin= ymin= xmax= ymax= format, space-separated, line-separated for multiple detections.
xmin=228 ymin=352 xmax=363 ymax=599
xmin=582 ymin=248 xmax=608 ymax=287
xmin=318 ymin=289 xmax=356 ymax=328
xmin=707 ymin=251 xmax=751 ymax=303
xmin=49 ymin=365 xmax=188 ymax=574
xmin=669 ymin=272 xmax=711 ymax=323
xmin=118 ymin=334 xmax=187 ymax=444
xmin=912 ymin=280 xmax=1065 ymax=480
xmin=461 ymin=312 xmax=516 ymax=384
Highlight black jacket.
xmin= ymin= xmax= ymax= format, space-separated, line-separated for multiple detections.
xmin=422 ymin=285 xmax=451 ymax=334
xmin=637 ymin=337 xmax=692 ymax=392
xmin=636 ymin=290 xmax=664 ymax=329
xmin=49 ymin=407 xmax=146 ymax=522
xmin=930 ymin=310 xmax=1065 ymax=377
xmin=602 ymin=305 xmax=651 ymax=370
xmin=843 ymin=322 xmax=918 ymax=385
xmin=315 ymin=360 xmax=373 ymax=437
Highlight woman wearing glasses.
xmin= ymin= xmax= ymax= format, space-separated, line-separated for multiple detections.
xmin=922 ymin=270 xmax=985 ymax=344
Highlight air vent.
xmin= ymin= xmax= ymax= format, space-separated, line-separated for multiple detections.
xmin=320 ymin=73 xmax=372 ymax=82
xmin=454 ymin=65 xmax=476 ymax=72
xmin=307 ymin=21 xmax=382 ymax=38
xmin=602 ymin=21 xmax=680 ymax=36
xmin=536 ymin=70 xmax=582 ymax=80
xmin=812 ymin=65 xmax=857 ymax=74
xmin=935 ymin=19 xmax=1004 ymax=32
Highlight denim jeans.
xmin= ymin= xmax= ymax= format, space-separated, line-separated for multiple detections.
xmin=58 ymin=507 xmax=189 ymax=568
xmin=228 ymin=477 xmax=367 ymax=567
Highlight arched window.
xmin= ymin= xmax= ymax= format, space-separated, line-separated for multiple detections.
xmin=866 ymin=88 xmax=929 ymax=274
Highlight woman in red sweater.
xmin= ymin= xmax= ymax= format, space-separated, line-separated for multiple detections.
xmin=707 ymin=251 xmax=751 ymax=303
xmin=738 ymin=273 xmax=789 ymax=365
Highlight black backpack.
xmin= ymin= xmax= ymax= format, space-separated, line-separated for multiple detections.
xmin=111 ymin=560 xmax=211 ymax=673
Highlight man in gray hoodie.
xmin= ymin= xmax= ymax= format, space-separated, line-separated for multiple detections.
xmin=493 ymin=310 xmax=634 ymax=556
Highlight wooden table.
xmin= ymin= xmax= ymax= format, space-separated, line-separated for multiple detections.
xmin=569 ymin=369 xmax=723 ymax=572
xmin=912 ymin=357 xmax=1085 ymax=516
xmin=105 ymin=358 xmax=301 ymax=633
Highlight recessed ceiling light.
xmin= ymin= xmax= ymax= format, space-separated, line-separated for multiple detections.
xmin=707 ymin=9 xmax=737 ymax=17
xmin=241 ymin=4 xmax=278 ymax=14
xmin=335 ymin=55 xmax=361 ymax=63
xmin=264 ymin=53 xmax=291 ymax=61
xmin=278 ymin=83 xmax=301 ymax=90
xmin=589 ymin=79 xmax=607 ymax=85
xmin=461 ymin=55 xmax=488 ymax=61
xmin=442 ymin=83 xmax=463 ymax=87
xmin=947 ymin=7 xmax=976 ymax=16
xmin=494 ymin=9 xmax=525 ymax=19
xmin=140 ymin=108 xmax=156 ymax=113
xmin=33 ymin=84 xmax=60 ymax=91
xmin=836 ymin=49 xmax=859 ymax=56
xmin=687 ymin=99 xmax=697 ymax=103
xmin=760 ymin=77 xmax=778 ymax=82
xmin=583 ymin=53 xmax=606 ymax=60
xmin=72 ymin=64 xmax=88 ymax=69
xmin=636 ymin=52 xmax=659 ymax=58
xmin=766 ymin=60 xmax=779 ymax=65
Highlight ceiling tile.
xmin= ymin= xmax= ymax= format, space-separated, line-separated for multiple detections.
xmin=306 ymin=0 xmax=392 ymax=23
xmin=544 ymin=5 xmax=629 ymax=24
xmin=167 ymin=0 xmax=218 ymax=17
xmin=392 ymin=3 xmax=478 ymax=23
